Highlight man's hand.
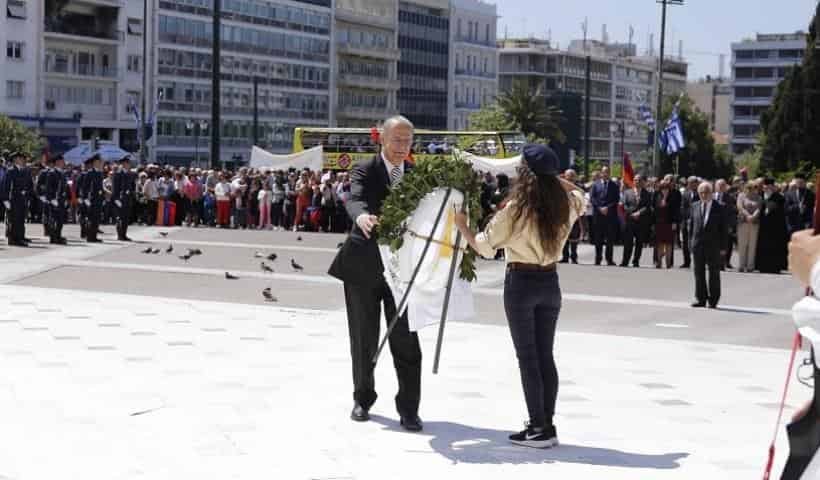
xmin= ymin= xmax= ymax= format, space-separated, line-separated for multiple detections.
xmin=115 ymin=200 xmax=122 ymax=208
xmin=672 ymin=224 xmax=678 ymax=231
xmin=631 ymin=212 xmax=640 ymax=220
xmin=83 ymin=199 xmax=91 ymax=207
xmin=789 ymin=229 xmax=820 ymax=287
xmin=356 ymin=214 xmax=379 ymax=239
xmin=599 ymin=207 xmax=608 ymax=216
xmin=50 ymin=200 xmax=58 ymax=207
xmin=2 ymin=201 xmax=10 ymax=210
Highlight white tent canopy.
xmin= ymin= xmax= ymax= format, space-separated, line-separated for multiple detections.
xmin=63 ymin=143 xmax=134 ymax=165
xmin=249 ymin=145 xmax=323 ymax=171
xmin=455 ymin=149 xmax=522 ymax=178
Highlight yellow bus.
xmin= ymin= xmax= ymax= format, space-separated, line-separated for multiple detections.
xmin=293 ymin=128 xmax=526 ymax=170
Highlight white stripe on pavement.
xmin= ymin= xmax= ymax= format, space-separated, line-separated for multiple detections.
xmin=655 ymin=323 xmax=689 ymax=329
xmin=60 ymin=260 xmax=792 ymax=316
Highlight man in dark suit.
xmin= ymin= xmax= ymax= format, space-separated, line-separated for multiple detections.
xmin=0 ymin=151 xmax=34 ymax=247
xmin=83 ymin=154 xmax=104 ymax=243
xmin=45 ymin=154 xmax=69 ymax=244
xmin=620 ymin=174 xmax=652 ymax=267
xmin=112 ymin=155 xmax=135 ymax=241
xmin=689 ymin=181 xmax=728 ymax=309
xmin=328 ymin=116 xmax=423 ymax=432
xmin=785 ymin=173 xmax=815 ymax=236
xmin=679 ymin=176 xmax=699 ymax=268
xmin=590 ymin=166 xmax=620 ymax=266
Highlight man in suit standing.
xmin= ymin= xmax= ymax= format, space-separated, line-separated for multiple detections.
xmin=714 ymin=179 xmax=738 ymax=269
xmin=328 ymin=115 xmax=423 ymax=432
xmin=679 ymin=176 xmax=699 ymax=268
xmin=83 ymin=154 xmax=104 ymax=243
xmin=690 ymin=181 xmax=728 ymax=309
xmin=785 ymin=173 xmax=815 ymax=236
xmin=112 ymin=155 xmax=135 ymax=241
xmin=46 ymin=154 xmax=68 ymax=245
xmin=1 ymin=151 xmax=34 ymax=247
xmin=620 ymin=175 xmax=652 ymax=267
xmin=590 ymin=166 xmax=620 ymax=266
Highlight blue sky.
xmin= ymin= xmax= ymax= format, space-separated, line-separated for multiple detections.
xmin=496 ymin=0 xmax=818 ymax=79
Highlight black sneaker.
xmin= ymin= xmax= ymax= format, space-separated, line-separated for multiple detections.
xmin=509 ymin=425 xmax=559 ymax=449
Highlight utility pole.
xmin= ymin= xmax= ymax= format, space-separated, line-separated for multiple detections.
xmin=584 ymin=55 xmax=591 ymax=180
xmin=140 ymin=0 xmax=148 ymax=164
xmin=652 ymin=0 xmax=684 ymax=176
xmin=210 ymin=0 xmax=221 ymax=170
xmin=253 ymin=76 xmax=259 ymax=147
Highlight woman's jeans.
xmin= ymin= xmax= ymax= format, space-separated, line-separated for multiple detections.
xmin=504 ymin=269 xmax=561 ymax=429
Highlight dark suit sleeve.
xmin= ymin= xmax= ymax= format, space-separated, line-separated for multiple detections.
xmin=345 ymin=159 xmax=371 ymax=223
xmin=111 ymin=172 xmax=121 ymax=200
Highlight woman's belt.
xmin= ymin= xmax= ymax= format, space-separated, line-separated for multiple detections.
xmin=507 ymin=262 xmax=557 ymax=272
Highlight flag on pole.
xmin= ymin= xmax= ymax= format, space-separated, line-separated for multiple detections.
xmin=622 ymin=152 xmax=635 ymax=189
xmin=129 ymin=96 xmax=141 ymax=127
xmin=659 ymin=101 xmax=685 ymax=155
xmin=638 ymin=103 xmax=655 ymax=146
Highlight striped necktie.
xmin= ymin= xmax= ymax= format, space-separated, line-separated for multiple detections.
xmin=389 ymin=165 xmax=402 ymax=186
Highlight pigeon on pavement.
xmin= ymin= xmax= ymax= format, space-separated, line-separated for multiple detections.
xmin=159 ymin=232 xmax=168 ymax=237
xmin=297 ymin=236 xmax=303 ymax=241
xmin=262 ymin=287 xmax=277 ymax=302
xmin=152 ymin=248 xmax=161 ymax=254
xmin=267 ymin=253 xmax=278 ymax=262
xmin=261 ymin=262 xmax=274 ymax=273
xmin=179 ymin=254 xmax=192 ymax=262
xmin=166 ymin=244 xmax=173 ymax=254
xmin=141 ymin=247 xmax=153 ymax=254
xmin=291 ymin=259 xmax=304 ymax=272
xmin=189 ymin=248 xmax=202 ymax=256
xmin=225 ymin=272 xmax=239 ymax=280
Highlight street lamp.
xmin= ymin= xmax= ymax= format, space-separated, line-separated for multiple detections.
xmin=610 ymin=120 xmax=638 ymax=174
xmin=186 ymin=119 xmax=208 ymax=168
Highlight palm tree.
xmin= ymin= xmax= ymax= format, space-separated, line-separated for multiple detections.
xmin=495 ymin=81 xmax=565 ymax=143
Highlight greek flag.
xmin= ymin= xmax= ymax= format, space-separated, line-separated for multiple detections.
xmin=638 ymin=103 xmax=655 ymax=129
xmin=659 ymin=102 xmax=685 ymax=155
xmin=129 ymin=96 xmax=141 ymax=127
xmin=148 ymin=90 xmax=162 ymax=128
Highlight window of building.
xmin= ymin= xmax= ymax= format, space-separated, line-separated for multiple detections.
xmin=6 ymin=80 xmax=23 ymax=99
xmin=128 ymin=18 xmax=143 ymax=36
xmin=6 ymin=41 xmax=22 ymax=59
xmin=6 ymin=0 xmax=25 ymax=19
xmin=457 ymin=18 xmax=461 ymax=37
xmin=127 ymin=55 xmax=142 ymax=73
xmin=485 ymin=23 xmax=489 ymax=43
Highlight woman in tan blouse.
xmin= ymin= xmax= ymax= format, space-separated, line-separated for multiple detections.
xmin=455 ymin=144 xmax=586 ymax=449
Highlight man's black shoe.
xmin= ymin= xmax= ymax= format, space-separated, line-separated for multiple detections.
xmin=632 ymin=263 xmax=640 ymax=268
xmin=350 ymin=404 xmax=369 ymax=422
xmin=559 ymin=258 xmax=569 ymax=264
xmin=708 ymin=304 xmax=718 ymax=309
xmin=607 ymin=261 xmax=617 ymax=266
xmin=691 ymin=302 xmax=706 ymax=308
xmin=87 ymin=238 xmax=102 ymax=243
xmin=679 ymin=264 xmax=690 ymax=269
xmin=118 ymin=236 xmax=132 ymax=242
xmin=400 ymin=415 xmax=423 ymax=432
xmin=571 ymin=259 xmax=578 ymax=264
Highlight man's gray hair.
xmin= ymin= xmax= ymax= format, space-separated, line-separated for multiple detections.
xmin=381 ymin=115 xmax=414 ymax=136
xmin=697 ymin=181 xmax=713 ymax=193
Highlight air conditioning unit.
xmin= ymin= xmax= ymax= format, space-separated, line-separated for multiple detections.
xmin=45 ymin=100 xmax=55 ymax=110
xmin=73 ymin=111 xmax=83 ymax=121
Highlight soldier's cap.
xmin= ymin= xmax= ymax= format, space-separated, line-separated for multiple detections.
xmin=119 ymin=155 xmax=131 ymax=164
xmin=52 ymin=154 xmax=64 ymax=163
xmin=522 ymin=143 xmax=559 ymax=176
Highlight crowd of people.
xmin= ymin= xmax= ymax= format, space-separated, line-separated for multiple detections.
xmin=0 ymin=149 xmax=815 ymax=277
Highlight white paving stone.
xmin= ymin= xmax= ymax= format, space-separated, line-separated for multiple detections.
xmin=0 ymin=284 xmax=809 ymax=480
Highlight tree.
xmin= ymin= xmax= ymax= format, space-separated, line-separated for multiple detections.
xmin=759 ymin=5 xmax=820 ymax=175
xmin=467 ymin=103 xmax=514 ymax=132
xmin=0 ymin=114 xmax=43 ymax=159
xmin=658 ymin=94 xmax=731 ymax=179
xmin=494 ymin=82 xmax=565 ymax=143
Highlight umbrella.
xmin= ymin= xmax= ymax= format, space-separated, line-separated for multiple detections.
xmin=63 ymin=143 xmax=134 ymax=165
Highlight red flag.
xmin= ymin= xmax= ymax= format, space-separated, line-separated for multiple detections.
xmin=622 ymin=152 xmax=635 ymax=189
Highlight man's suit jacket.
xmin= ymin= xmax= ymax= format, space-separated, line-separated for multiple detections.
xmin=590 ymin=179 xmax=619 ymax=218
xmin=623 ymin=188 xmax=652 ymax=229
xmin=785 ymin=188 xmax=815 ymax=231
xmin=680 ymin=188 xmax=698 ymax=222
xmin=46 ymin=168 xmax=68 ymax=207
xmin=112 ymin=170 xmax=136 ymax=204
xmin=329 ymin=155 xmax=412 ymax=287
xmin=689 ymin=200 xmax=728 ymax=257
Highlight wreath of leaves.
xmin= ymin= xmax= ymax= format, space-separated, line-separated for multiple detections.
xmin=376 ymin=153 xmax=483 ymax=282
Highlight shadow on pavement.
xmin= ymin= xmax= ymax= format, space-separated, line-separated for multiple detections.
xmin=371 ymin=415 xmax=689 ymax=468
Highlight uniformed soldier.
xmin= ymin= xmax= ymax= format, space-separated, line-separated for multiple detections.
xmin=112 ymin=155 xmax=135 ymax=241
xmin=83 ymin=154 xmax=104 ymax=243
xmin=1 ymin=151 xmax=34 ymax=247
xmin=46 ymin=154 xmax=69 ymax=245
xmin=77 ymin=158 xmax=90 ymax=238
xmin=36 ymin=156 xmax=53 ymax=237
xmin=0 ymin=150 xmax=7 ymax=224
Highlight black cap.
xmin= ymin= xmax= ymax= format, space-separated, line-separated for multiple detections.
xmin=52 ymin=154 xmax=64 ymax=163
xmin=522 ymin=144 xmax=559 ymax=176
xmin=84 ymin=153 xmax=100 ymax=165
xmin=119 ymin=155 xmax=131 ymax=164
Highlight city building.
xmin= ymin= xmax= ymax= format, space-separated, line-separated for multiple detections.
xmin=396 ymin=0 xmax=449 ymax=130
xmin=154 ymin=0 xmax=333 ymax=166
xmin=498 ymin=38 xmax=675 ymax=168
xmin=1 ymin=0 xmax=149 ymax=156
xmin=447 ymin=0 xmax=497 ymax=131
xmin=333 ymin=0 xmax=399 ymax=128
xmin=730 ymin=32 xmax=806 ymax=155
xmin=687 ymin=76 xmax=731 ymax=136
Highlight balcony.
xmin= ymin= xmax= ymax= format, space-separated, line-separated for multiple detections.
xmin=45 ymin=63 xmax=120 ymax=80
xmin=454 ymin=101 xmax=481 ymax=110
xmin=732 ymin=115 xmax=761 ymax=124
xmin=453 ymin=35 xmax=496 ymax=48
xmin=732 ymin=77 xmax=783 ymax=86
xmin=337 ymin=73 xmax=400 ymax=91
xmin=454 ymin=69 xmax=497 ymax=80
xmin=335 ymin=7 xmax=395 ymax=29
xmin=336 ymin=43 xmax=400 ymax=62
xmin=733 ymin=57 xmax=801 ymax=67
xmin=731 ymin=97 xmax=773 ymax=105
xmin=44 ymin=23 xmax=124 ymax=45
xmin=336 ymin=105 xmax=397 ymax=121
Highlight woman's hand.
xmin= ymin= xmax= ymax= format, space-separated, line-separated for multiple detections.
xmin=454 ymin=210 xmax=469 ymax=232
